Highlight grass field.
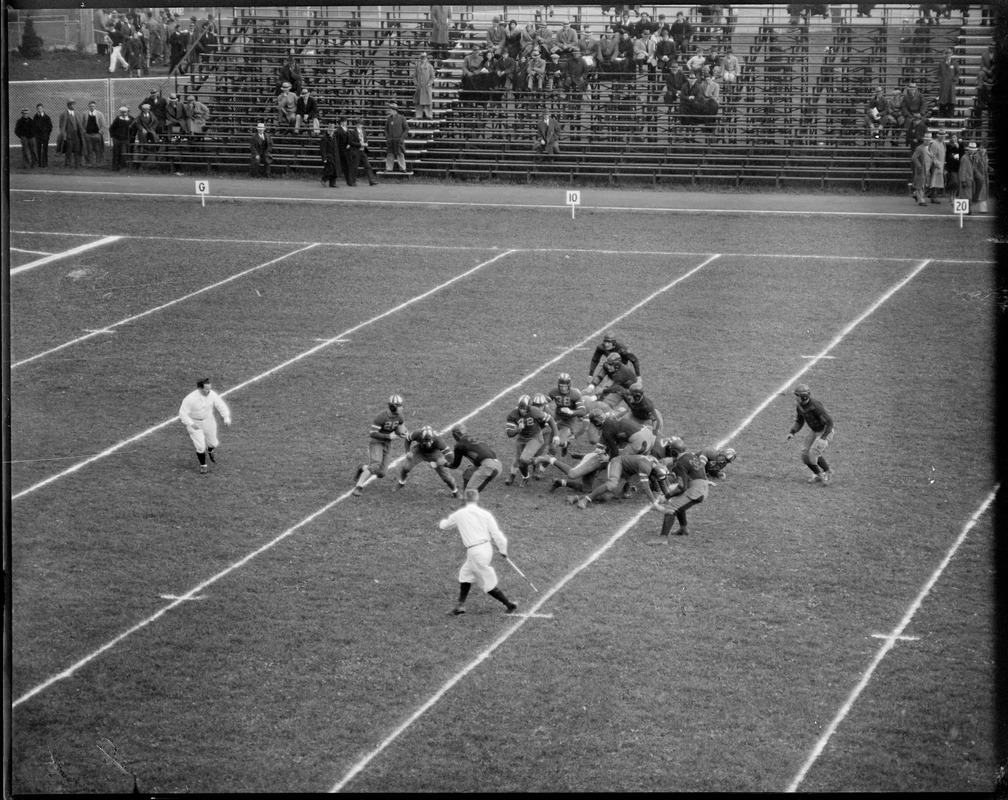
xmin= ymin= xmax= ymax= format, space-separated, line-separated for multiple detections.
xmin=6 ymin=187 xmax=998 ymax=793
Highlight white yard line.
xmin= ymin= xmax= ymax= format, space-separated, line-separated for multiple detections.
xmin=10 ymin=236 xmax=121 ymax=276
xmin=11 ymin=249 xmax=515 ymax=502
xmin=12 ymin=244 xmax=319 ymax=370
xmin=328 ymin=257 xmax=941 ymax=792
xmin=12 ymin=253 xmax=717 ymax=707
xmin=10 ymin=247 xmax=53 ymax=256
xmin=784 ymin=487 xmax=998 ymax=793
xmin=7 ymin=187 xmax=995 ymax=221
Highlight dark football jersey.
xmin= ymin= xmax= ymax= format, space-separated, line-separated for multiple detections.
xmin=449 ymin=434 xmax=497 ymax=469
xmin=370 ymin=409 xmax=406 ymax=440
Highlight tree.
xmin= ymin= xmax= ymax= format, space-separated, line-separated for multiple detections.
xmin=19 ymin=16 xmax=45 ymax=58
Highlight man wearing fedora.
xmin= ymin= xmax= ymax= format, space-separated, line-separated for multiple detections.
xmin=295 ymin=87 xmax=319 ymax=134
xmin=82 ymin=100 xmax=107 ymax=167
xmin=384 ymin=101 xmax=410 ymax=172
xmin=277 ymin=81 xmax=298 ymax=128
xmin=57 ymin=100 xmax=84 ymax=167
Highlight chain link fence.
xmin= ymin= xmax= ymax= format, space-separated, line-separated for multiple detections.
xmin=8 ymin=9 xmax=94 ymax=51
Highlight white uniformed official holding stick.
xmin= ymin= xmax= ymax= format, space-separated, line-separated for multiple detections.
xmin=438 ymin=489 xmax=517 ymax=616
xmin=178 ymin=378 xmax=232 ymax=474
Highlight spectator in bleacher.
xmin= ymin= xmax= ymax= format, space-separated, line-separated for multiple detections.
xmin=142 ymin=88 xmax=167 ymax=133
xmin=865 ymin=86 xmax=895 ymax=140
xmin=546 ymin=53 xmax=564 ymax=93
xmin=906 ymin=111 xmax=928 ymax=152
xmin=108 ymin=106 xmax=134 ymax=172
xmin=384 ymin=101 xmax=409 ymax=172
xmin=32 ymin=104 xmax=52 ymax=167
xmin=554 ymin=19 xmax=579 ymax=55
xmin=168 ymin=23 xmax=188 ymax=74
xmin=461 ymin=43 xmax=489 ymax=88
xmin=635 ymin=11 xmax=658 ymax=37
xmin=336 ymin=116 xmax=352 ymax=183
xmin=631 ymin=28 xmax=650 ymax=77
xmin=598 ymin=26 xmax=620 ymax=78
xmin=82 ymin=101 xmax=107 ymax=167
xmin=295 ymin=88 xmax=319 ymax=134
xmin=534 ymin=109 xmax=561 ymax=158
xmin=187 ymin=15 xmax=205 ymax=72
xmin=347 ymin=119 xmax=379 ymax=186
xmin=664 ymin=61 xmax=689 ymax=108
xmin=57 ymin=100 xmax=84 ymax=168
xmin=686 ymin=48 xmax=708 ymax=80
xmin=617 ymin=29 xmax=635 ymax=73
xmin=503 ymin=20 xmax=522 ymax=59
xmin=277 ymin=55 xmax=303 ymax=96
xmin=486 ymin=16 xmax=506 ymax=55
xmin=944 ymin=131 xmax=962 ymax=199
xmin=319 ymin=121 xmax=341 ymax=187
xmin=134 ymin=103 xmax=160 ymax=166
xmin=250 ymin=122 xmax=273 ymax=178
xmin=202 ymin=13 xmax=219 ymax=55
xmin=520 ymin=23 xmax=538 ymax=57
xmin=165 ymin=93 xmax=190 ymax=137
xmin=612 ymin=8 xmax=633 ymax=36
xmin=430 ymin=5 xmax=451 ymax=66
xmin=925 ymin=131 xmax=945 ymax=203
xmin=888 ymin=86 xmax=907 ymax=132
xmin=720 ymin=45 xmax=740 ymax=89
xmin=414 ymin=52 xmax=436 ymax=119
xmin=493 ymin=49 xmax=520 ymax=104
xmin=527 ymin=48 xmax=547 ymax=91
xmin=277 ymin=82 xmax=298 ymax=129
xmin=935 ymin=49 xmax=960 ymax=118
xmin=696 ymin=5 xmax=722 ymax=42
xmin=900 ymin=82 xmax=927 ymax=124
xmin=565 ymin=47 xmax=591 ymax=99
xmin=578 ymin=23 xmax=600 ymax=63
xmin=535 ymin=20 xmax=554 ymax=55
xmin=655 ymin=28 xmax=677 ymax=80
xmin=670 ymin=11 xmax=693 ymax=56
xmin=14 ymin=109 xmax=37 ymax=168
xmin=186 ymin=95 xmax=210 ymax=137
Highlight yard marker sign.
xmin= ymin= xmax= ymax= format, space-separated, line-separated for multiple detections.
xmin=195 ymin=179 xmax=210 ymax=208
xmin=566 ymin=190 xmax=580 ymax=219
xmin=954 ymin=198 xmax=969 ymax=228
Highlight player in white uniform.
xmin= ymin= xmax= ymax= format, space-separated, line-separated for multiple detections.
xmin=178 ymin=378 xmax=232 ymax=473
xmin=438 ymin=488 xmax=518 ymax=616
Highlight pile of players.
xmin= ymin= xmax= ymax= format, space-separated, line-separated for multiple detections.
xmin=350 ymin=331 xmax=736 ymax=538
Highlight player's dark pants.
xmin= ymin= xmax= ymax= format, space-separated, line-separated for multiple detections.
xmin=660 ymin=479 xmax=708 ymax=534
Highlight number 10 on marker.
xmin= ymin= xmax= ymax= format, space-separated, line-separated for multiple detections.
xmin=566 ymin=190 xmax=580 ymax=219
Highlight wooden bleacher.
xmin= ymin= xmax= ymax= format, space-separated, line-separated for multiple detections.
xmin=137 ymin=4 xmax=995 ymax=189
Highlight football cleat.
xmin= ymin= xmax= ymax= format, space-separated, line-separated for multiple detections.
xmin=504 ymin=474 xmax=515 ymax=486
xmin=821 ymin=470 xmax=831 ymax=483
xmin=450 ymin=605 xmax=466 ymax=616
xmin=207 ymin=449 xmax=216 ymax=463
xmin=576 ymin=496 xmax=592 ymax=509
xmin=351 ymin=487 xmax=362 ymax=497
xmin=199 ymin=464 xmax=208 ymax=474
xmin=504 ymin=602 xmax=518 ymax=614
xmin=807 ymin=474 xmax=822 ymax=483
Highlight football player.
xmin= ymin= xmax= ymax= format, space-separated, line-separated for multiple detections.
xmin=618 ymin=381 xmax=664 ymax=434
xmin=448 ymin=423 xmax=503 ymax=493
xmin=786 ymin=383 xmax=834 ymax=483
xmin=530 ymin=393 xmax=558 ymax=477
xmin=587 ymin=330 xmax=640 ymax=381
xmin=595 ymin=405 xmax=656 ymax=458
xmin=570 ymin=453 xmax=671 ymax=509
xmin=653 ymin=448 xmax=709 ymax=537
xmin=589 ymin=352 xmax=639 ymax=411
xmin=398 ymin=425 xmax=460 ymax=497
xmin=505 ymin=394 xmax=558 ymax=486
xmin=548 ymin=372 xmax=588 ymax=456
xmin=702 ymin=445 xmax=737 ymax=479
xmin=352 ymin=394 xmax=408 ymax=496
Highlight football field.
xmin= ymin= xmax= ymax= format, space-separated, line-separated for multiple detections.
xmin=6 ymin=184 xmax=997 ymax=792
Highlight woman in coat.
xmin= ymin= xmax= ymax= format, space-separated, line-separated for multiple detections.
xmin=926 ymin=133 xmax=945 ymax=203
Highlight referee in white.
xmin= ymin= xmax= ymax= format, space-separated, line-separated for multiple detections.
xmin=178 ymin=378 xmax=232 ymax=474
xmin=439 ymin=489 xmax=518 ymax=616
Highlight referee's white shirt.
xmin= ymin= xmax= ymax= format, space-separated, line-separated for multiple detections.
xmin=439 ymin=503 xmax=508 ymax=555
